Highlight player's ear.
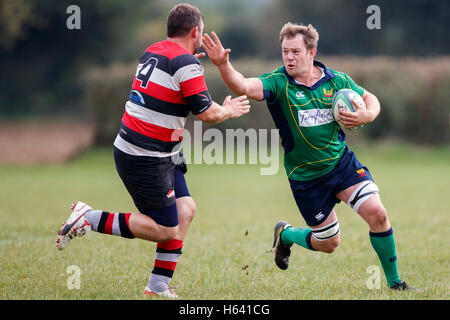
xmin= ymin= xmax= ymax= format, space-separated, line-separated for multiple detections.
xmin=309 ymin=47 xmax=317 ymax=58
xmin=191 ymin=26 xmax=199 ymax=39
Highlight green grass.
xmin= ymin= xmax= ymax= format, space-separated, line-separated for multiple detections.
xmin=0 ymin=143 xmax=449 ymax=300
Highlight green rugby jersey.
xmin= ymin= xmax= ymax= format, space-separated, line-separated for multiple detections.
xmin=259 ymin=60 xmax=364 ymax=181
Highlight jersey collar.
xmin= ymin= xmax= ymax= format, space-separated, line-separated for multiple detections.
xmin=282 ymin=60 xmax=335 ymax=90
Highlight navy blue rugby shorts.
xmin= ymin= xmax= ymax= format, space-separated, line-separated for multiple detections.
xmin=113 ymin=147 xmax=191 ymax=227
xmin=289 ymin=146 xmax=373 ymax=227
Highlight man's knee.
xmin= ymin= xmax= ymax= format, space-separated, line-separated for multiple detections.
xmin=178 ymin=197 xmax=196 ymax=223
xmin=319 ymin=235 xmax=340 ymax=253
xmin=158 ymin=225 xmax=179 ymax=242
xmin=311 ymin=220 xmax=341 ymax=253
xmin=367 ymin=205 xmax=388 ymax=228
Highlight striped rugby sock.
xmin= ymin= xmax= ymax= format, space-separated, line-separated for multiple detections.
xmin=148 ymin=239 xmax=183 ymax=293
xmin=85 ymin=210 xmax=134 ymax=239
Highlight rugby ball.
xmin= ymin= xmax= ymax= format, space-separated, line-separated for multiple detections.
xmin=331 ymin=89 xmax=366 ymax=130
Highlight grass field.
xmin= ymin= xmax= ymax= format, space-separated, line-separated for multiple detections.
xmin=0 ymin=142 xmax=449 ymax=300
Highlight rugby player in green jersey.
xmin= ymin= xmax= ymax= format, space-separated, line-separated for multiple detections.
xmin=202 ymin=22 xmax=413 ymax=290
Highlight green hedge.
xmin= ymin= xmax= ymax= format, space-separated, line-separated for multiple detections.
xmin=82 ymin=56 xmax=450 ymax=145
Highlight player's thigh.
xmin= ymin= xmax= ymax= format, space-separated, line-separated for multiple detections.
xmin=289 ymin=178 xmax=339 ymax=227
xmin=128 ymin=211 xmax=179 ymax=241
xmin=114 ymin=147 xmax=180 ymax=230
xmin=174 ymin=167 xmax=195 ymax=221
xmin=114 ymin=147 xmax=177 ymax=211
xmin=336 ymin=182 xmax=389 ymax=231
xmin=312 ymin=208 xmax=338 ymax=229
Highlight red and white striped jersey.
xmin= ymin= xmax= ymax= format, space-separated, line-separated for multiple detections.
xmin=114 ymin=40 xmax=212 ymax=157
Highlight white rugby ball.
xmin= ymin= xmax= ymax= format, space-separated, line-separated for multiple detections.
xmin=331 ymin=88 xmax=366 ymax=130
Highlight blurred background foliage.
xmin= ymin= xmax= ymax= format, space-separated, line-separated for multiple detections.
xmin=1 ymin=0 xmax=449 ymax=145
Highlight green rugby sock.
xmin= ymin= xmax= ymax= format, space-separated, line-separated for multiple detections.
xmin=369 ymin=227 xmax=401 ymax=287
xmin=281 ymin=226 xmax=315 ymax=250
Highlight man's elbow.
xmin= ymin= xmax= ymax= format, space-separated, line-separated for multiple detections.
xmin=363 ymin=91 xmax=381 ymax=121
xmin=195 ymin=109 xmax=221 ymax=124
xmin=196 ymin=114 xmax=219 ymax=124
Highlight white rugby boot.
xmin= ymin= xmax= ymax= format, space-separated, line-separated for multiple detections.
xmin=143 ymin=287 xmax=178 ymax=299
xmin=56 ymin=201 xmax=92 ymax=251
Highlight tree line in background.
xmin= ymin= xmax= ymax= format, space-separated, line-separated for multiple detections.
xmin=0 ymin=0 xmax=449 ymax=145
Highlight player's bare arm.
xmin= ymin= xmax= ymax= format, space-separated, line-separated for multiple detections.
xmin=196 ymin=95 xmax=250 ymax=124
xmin=202 ymin=31 xmax=264 ymax=101
xmin=338 ymin=89 xmax=381 ymax=129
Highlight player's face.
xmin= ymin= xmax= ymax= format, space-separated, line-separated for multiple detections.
xmin=281 ymin=34 xmax=314 ymax=78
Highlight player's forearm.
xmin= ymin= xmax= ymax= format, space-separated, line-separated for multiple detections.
xmin=218 ymin=62 xmax=249 ymax=96
xmin=198 ymin=101 xmax=231 ymax=124
xmin=363 ymin=92 xmax=381 ymax=122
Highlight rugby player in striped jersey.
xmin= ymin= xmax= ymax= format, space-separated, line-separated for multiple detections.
xmin=202 ymin=23 xmax=414 ymax=291
xmin=56 ymin=3 xmax=250 ymax=298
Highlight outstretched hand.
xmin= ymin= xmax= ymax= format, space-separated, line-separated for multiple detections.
xmin=201 ymin=31 xmax=231 ymax=67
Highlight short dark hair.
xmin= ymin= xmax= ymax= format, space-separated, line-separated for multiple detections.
xmin=167 ymin=3 xmax=203 ymax=38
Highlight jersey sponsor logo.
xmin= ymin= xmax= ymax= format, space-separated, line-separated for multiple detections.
xmin=130 ymin=90 xmax=145 ymax=105
xmin=188 ymin=64 xmax=204 ymax=77
xmin=174 ymin=63 xmax=205 ymax=83
xmin=323 ymin=88 xmax=334 ymax=97
xmin=298 ymin=109 xmax=334 ymax=127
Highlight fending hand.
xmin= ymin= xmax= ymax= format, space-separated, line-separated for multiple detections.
xmin=201 ymin=31 xmax=231 ymax=67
